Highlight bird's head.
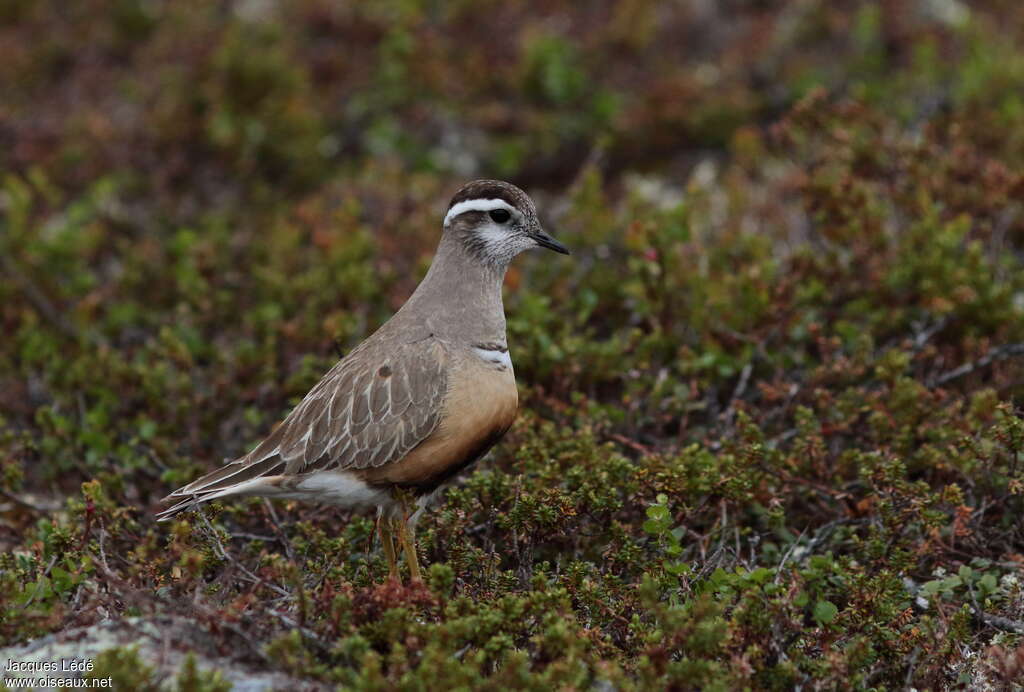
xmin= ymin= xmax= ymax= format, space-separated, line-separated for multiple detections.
xmin=443 ymin=179 xmax=569 ymax=267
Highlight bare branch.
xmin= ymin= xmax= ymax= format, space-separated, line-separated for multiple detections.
xmin=929 ymin=343 xmax=1024 ymax=387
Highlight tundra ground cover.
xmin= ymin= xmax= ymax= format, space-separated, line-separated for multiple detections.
xmin=3 ymin=2 xmax=1024 ymax=688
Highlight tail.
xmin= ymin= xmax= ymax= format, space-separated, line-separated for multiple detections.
xmin=155 ymin=495 xmax=208 ymax=521
xmin=156 ymin=449 xmax=286 ymax=522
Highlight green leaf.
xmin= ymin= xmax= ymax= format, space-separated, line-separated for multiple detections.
xmin=138 ymin=419 xmax=158 ymax=440
xmin=50 ymin=566 xmax=72 ymax=594
xmin=808 ymin=555 xmax=833 ymax=570
xmin=708 ymin=568 xmax=729 ymax=587
xmin=665 ymin=562 xmax=690 ymax=576
xmin=813 ymin=600 xmax=839 ymax=624
xmin=646 ymin=505 xmax=669 ymax=521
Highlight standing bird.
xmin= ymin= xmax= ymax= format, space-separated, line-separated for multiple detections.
xmin=158 ymin=180 xmax=569 ymax=581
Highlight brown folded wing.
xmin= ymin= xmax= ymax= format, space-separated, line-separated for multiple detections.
xmin=165 ymin=338 xmax=449 ymax=499
xmin=277 ymin=339 xmax=449 ymax=472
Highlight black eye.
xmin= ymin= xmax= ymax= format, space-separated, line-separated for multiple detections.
xmin=489 ymin=209 xmax=511 ymax=223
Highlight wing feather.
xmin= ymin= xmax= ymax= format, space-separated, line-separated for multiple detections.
xmin=348 ymin=371 xmax=373 ymax=435
xmin=370 ymin=369 xmax=391 ymax=417
xmin=163 ymin=336 xmax=450 ymax=512
xmin=278 ymin=338 xmax=448 ymax=474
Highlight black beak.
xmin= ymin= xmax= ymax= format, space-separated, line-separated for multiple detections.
xmin=532 ymin=229 xmax=570 ymax=255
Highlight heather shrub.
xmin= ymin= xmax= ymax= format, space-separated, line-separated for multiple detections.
xmin=3 ymin=1 xmax=1024 ymax=688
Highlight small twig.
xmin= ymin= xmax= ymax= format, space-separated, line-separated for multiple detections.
xmin=198 ymin=513 xmax=290 ymax=598
xmin=189 ymin=604 xmax=272 ymax=664
xmin=929 ymin=343 xmax=1024 ymax=387
xmin=722 ymin=361 xmax=754 ymax=425
xmin=803 ymin=518 xmax=867 ymax=554
xmin=229 ymin=532 xmax=277 ymax=542
xmin=734 ymin=526 xmax=746 ymax=569
xmin=0 ymin=488 xmax=56 ymax=514
xmin=715 ymin=499 xmax=729 ymax=556
xmin=774 ymin=527 xmax=808 ymax=583
xmin=607 ymin=432 xmax=654 ymax=455
xmin=911 ymin=316 xmax=949 ymax=351
xmin=978 ymin=612 xmax=1024 ymax=634
xmin=262 ymin=499 xmax=296 ymax=562
xmin=97 ymin=526 xmax=112 ymax=574
xmin=87 ymin=553 xmax=272 ymax=665
xmin=966 ymin=580 xmax=1024 ymax=634
xmin=767 ymin=428 xmax=798 ymax=448
xmin=687 ymin=528 xmax=708 ymax=563
xmin=913 ymin=317 xmax=950 ymax=354
xmin=904 ymin=647 xmax=921 ymax=688
xmin=268 ymin=609 xmax=329 ymax=652
xmin=22 ymin=555 xmax=59 ymax=606
xmin=693 ymin=544 xmax=730 ymax=581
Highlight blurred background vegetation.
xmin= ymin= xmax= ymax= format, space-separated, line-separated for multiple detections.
xmin=3 ymin=0 xmax=1024 ymax=688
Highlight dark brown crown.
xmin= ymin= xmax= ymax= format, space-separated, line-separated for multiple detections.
xmin=447 ymin=179 xmax=533 ymax=213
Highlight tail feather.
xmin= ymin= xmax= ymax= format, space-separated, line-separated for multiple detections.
xmin=156 ymin=495 xmax=205 ymax=522
xmin=156 ymin=476 xmax=288 ymax=522
xmin=164 ymin=452 xmax=284 ymax=500
xmin=157 ymin=448 xmax=287 ymax=521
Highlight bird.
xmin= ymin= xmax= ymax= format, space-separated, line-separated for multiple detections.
xmin=157 ymin=179 xmax=570 ymax=582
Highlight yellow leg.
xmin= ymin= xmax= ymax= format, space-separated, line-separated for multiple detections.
xmin=379 ymin=515 xmax=399 ymax=581
xmin=396 ymin=517 xmax=421 ymax=581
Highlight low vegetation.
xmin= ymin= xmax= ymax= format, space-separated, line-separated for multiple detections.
xmin=3 ymin=1 xmax=1024 ymax=688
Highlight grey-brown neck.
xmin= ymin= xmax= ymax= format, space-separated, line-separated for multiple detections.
xmin=393 ymin=231 xmax=508 ymax=345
